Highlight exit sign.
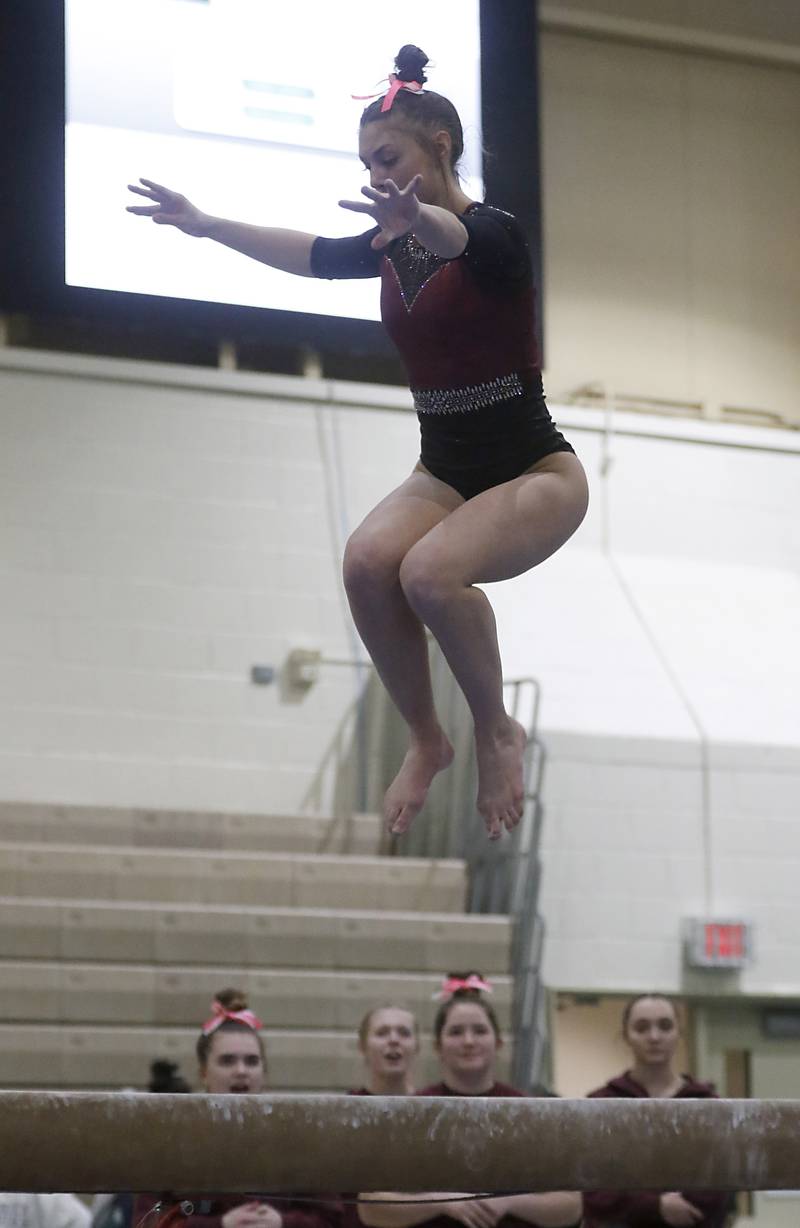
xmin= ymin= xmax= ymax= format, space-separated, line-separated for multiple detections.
xmin=685 ymin=919 xmax=752 ymax=969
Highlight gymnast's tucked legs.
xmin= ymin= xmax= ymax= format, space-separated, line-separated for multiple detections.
xmin=343 ymin=450 xmax=588 ymax=839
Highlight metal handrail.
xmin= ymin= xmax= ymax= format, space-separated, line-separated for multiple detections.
xmin=564 ymin=381 xmax=798 ymax=431
xmin=460 ymin=676 xmax=550 ymax=1091
xmin=350 ymin=661 xmax=551 ymax=1090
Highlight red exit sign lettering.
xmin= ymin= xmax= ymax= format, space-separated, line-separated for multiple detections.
xmin=685 ymin=919 xmax=752 ymax=969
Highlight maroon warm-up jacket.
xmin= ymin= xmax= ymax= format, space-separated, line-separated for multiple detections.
xmin=583 ymin=1073 xmax=733 ymax=1228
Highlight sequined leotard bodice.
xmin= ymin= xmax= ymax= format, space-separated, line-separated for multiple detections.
xmin=311 ymin=203 xmax=574 ymax=499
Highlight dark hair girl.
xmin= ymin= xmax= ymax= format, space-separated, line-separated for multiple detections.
xmin=195 ymin=986 xmax=267 ymax=1090
xmin=134 ymin=990 xmax=341 ymax=1228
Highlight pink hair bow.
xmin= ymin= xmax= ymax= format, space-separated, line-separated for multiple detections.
xmin=201 ymin=999 xmax=263 ymax=1036
xmin=352 ymin=74 xmax=423 ymax=113
xmin=435 ymin=974 xmax=493 ymax=1001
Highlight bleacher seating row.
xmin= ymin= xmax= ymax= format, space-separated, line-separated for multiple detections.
xmin=0 ymin=802 xmax=514 ymax=1091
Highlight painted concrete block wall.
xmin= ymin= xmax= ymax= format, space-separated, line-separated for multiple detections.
xmin=535 ymin=733 xmax=800 ymax=997
xmin=0 ymin=355 xmax=413 ymax=815
xmin=539 ymin=27 xmax=800 ymax=425
xmin=1 ymin=350 xmax=798 ymax=998
xmin=488 ymin=418 xmax=800 ymax=997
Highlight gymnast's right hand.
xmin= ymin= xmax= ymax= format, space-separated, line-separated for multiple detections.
xmin=126 ymin=178 xmax=211 ymax=237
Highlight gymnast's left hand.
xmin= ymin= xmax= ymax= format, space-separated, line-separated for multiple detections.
xmin=338 ymin=176 xmax=422 ymax=250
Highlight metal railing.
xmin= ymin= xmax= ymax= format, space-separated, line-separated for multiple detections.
xmin=364 ymin=660 xmax=551 ymax=1092
xmin=564 ymin=380 xmax=798 ymax=431
xmin=431 ymin=674 xmax=551 ymax=1091
xmin=307 ymin=652 xmax=551 ymax=1091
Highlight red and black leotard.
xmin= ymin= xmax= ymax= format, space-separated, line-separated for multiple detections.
xmin=310 ymin=203 xmax=574 ymax=500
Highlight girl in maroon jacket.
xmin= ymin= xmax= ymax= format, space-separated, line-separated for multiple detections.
xmin=357 ymin=974 xmax=581 ymax=1228
xmin=343 ymin=1005 xmax=420 ymax=1228
xmin=583 ymin=995 xmax=732 ymax=1228
xmin=127 ymin=43 xmax=588 ymax=845
xmin=134 ymin=988 xmax=341 ymax=1228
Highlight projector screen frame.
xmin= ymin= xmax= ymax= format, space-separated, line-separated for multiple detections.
xmin=0 ymin=0 xmax=542 ymax=359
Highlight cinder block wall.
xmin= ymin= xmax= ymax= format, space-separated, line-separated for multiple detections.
xmin=539 ymin=20 xmax=800 ymax=425
xmin=0 ymin=356 xmax=418 ymax=815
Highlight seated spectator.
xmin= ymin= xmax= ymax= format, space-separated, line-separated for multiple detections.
xmin=583 ymin=994 xmax=733 ymax=1228
xmin=352 ymin=1005 xmax=420 ymax=1096
xmin=148 ymin=1059 xmax=191 ymax=1094
xmin=344 ymin=1006 xmax=419 ymax=1228
xmin=91 ymin=1060 xmax=191 ymax=1228
xmin=134 ymin=987 xmax=341 ymax=1228
xmin=357 ymin=972 xmax=582 ymax=1228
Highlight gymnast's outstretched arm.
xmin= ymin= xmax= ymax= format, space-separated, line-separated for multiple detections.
xmin=126 ymin=178 xmax=316 ymax=275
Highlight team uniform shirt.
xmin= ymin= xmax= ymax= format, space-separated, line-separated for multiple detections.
xmin=416 ymin=1080 xmax=524 ymax=1098
xmin=583 ymin=1073 xmax=734 ymax=1228
xmin=311 ymin=205 xmax=574 ymax=500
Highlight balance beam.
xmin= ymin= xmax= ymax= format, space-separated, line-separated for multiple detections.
xmin=0 ymin=1093 xmax=796 ymax=1193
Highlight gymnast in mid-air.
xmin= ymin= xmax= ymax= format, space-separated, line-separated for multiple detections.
xmin=128 ymin=44 xmax=588 ymax=841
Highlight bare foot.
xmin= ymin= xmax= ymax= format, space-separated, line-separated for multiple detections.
xmin=475 ymin=718 xmax=527 ymax=840
xmin=385 ymin=732 xmax=455 ymax=836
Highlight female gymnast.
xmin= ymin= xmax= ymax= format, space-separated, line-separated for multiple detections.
xmin=127 ymin=45 xmax=588 ymax=841
xmin=133 ymin=988 xmax=341 ymax=1228
xmin=584 ymin=995 xmax=733 ymax=1228
xmin=357 ymin=973 xmax=581 ymax=1228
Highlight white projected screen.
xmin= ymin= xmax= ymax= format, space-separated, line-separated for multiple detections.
xmin=65 ymin=0 xmax=482 ymax=323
